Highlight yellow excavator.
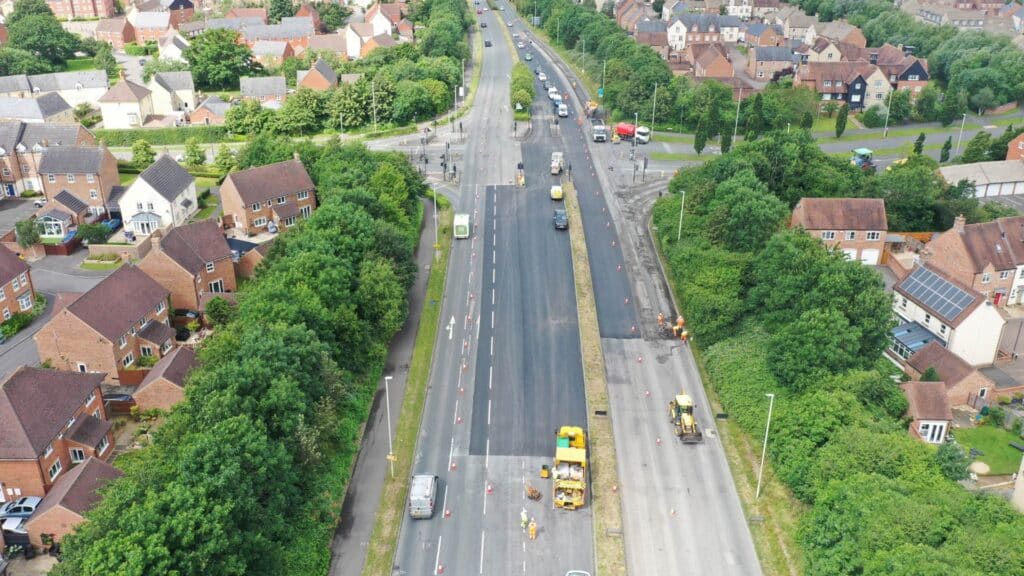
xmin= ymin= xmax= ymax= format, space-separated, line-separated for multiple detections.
xmin=669 ymin=394 xmax=703 ymax=444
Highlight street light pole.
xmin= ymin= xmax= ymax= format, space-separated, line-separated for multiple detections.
xmin=384 ymin=376 xmax=395 ymax=479
xmin=651 ymin=82 xmax=658 ymax=134
xmin=882 ymin=88 xmax=894 ymax=138
xmin=676 ymin=190 xmax=685 ymax=242
xmin=956 ymin=112 xmax=968 ymax=154
xmin=601 ymin=60 xmax=606 ymax=95
xmin=732 ymin=87 xmax=742 ymax=140
xmin=581 ymin=38 xmax=585 ymax=75
xmin=755 ymin=392 xmax=775 ymax=500
xmin=371 ymin=80 xmax=377 ymax=134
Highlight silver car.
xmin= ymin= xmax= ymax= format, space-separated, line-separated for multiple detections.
xmin=0 ymin=496 xmax=42 ymax=519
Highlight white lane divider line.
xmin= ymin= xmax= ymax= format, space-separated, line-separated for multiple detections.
xmin=453 ymin=399 xmax=460 ymax=426
xmin=479 ymin=531 xmax=486 ymax=575
xmin=492 ymin=268 xmax=496 ymax=284
xmin=487 ymin=399 xmax=492 ymax=426
xmin=491 ymin=287 xmax=495 ymax=305
xmin=434 ymin=536 xmax=443 ymax=576
xmin=441 ymin=484 xmax=449 ymax=519
xmin=490 ymin=309 xmax=495 ymax=329
xmin=490 ymin=335 xmax=494 ymax=356
xmin=489 ymin=365 xmax=493 ymax=390
xmin=485 ymin=438 xmax=490 ymax=470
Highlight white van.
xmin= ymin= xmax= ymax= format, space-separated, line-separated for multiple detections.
xmin=548 ymin=86 xmax=560 ymax=100
xmin=558 ymin=103 xmax=568 ymax=117
xmin=409 ymin=474 xmax=439 ymax=519
xmin=636 ymin=126 xmax=651 ymax=144
xmin=453 ymin=213 xmax=470 ymax=239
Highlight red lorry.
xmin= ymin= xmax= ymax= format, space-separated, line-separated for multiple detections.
xmin=615 ymin=122 xmax=636 ymax=139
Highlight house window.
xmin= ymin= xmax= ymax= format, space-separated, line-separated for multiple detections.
xmin=821 ymin=231 xmax=836 ymax=240
xmin=137 ymin=202 xmax=143 ymax=211
xmin=0 ymin=287 xmax=6 ymax=301
xmin=86 ymin=390 xmax=95 ymax=405
xmin=122 ymin=352 xmax=135 ymax=367
xmin=44 ymin=443 xmax=53 ymax=457
xmin=161 ymin=341 xmax=172 ymax=353
xmin=118 ymin=335 xmax=128 ymax=348
xmin=17 ymin=294 xmax=32 ymax=311
xmin=757 ymin=71 xmax=765 ymax=78
xmin=276 ymin=196 xmax=286 ymax=204
xmin=979 ymin=388 xmax=988 ymax=399
xmin=97 ymin=435 xmax=109 ymax=454
xmin=874 ymin=80 xmax=882 ymax=87
xmin=924 ymin=313 xmax=931 ymax=325
xmin=851 ymin=95 xmax=861 ymax=103
xmin=940 ymin=323 xmax=947 ymax=335
xmin=875 ymin=93 xmax=884 ymax=100
xmin=147 ymin=202 xmax=154 ymax=210
xmin=889 ymin=74 xmax=897 ymax=82
xmin=87 ymin=173 xmax=95 ymax=183
xmin=1000 ymin=270 xmax=1011 ymax=280
xmin=128 ymin=113 xmax=139 ymax=125
xmin=90 ymin=189 xmax=97 ymax=199
xmin=251 ymin=203 xmax=260 ymax=211
xmin=70 ymin=448 xmax=86 ymax=463
xmin=67 ymin=174 xmax=75 ymax=183
xmin=855 ymin=83 xmax=862 ymax=89
xmin=48 ymin=459 xmax=62 ymax=480
xmin=845 ymin=231 xmax=856 ymax=241
xmin=21 ymin=164 xmax=29 ymax=175
xmin=3 ymin=309 xmax=11 ymax=321
xmin=93 ymin=409 xmax=100 ymax=419
xmin=140 ymin=345 xmax=153 ymax=357
xmin=205 ymin=262 xmax=215 ymax=273
xmin=139 ymin=318 xmax=146 ymax=328
xmin=822 ymin=93 xmax=832 ymax=100
xmin=209 ymin=279 xmax=224 ymax=293
xmin=47 ymin=174 xmax=55 ymax=183
xmin=866 ymin=231 xmax=881 ymax=241
xmin=835 ymin=82 xmax=842 ymax=88
xmin=824 ymin=80 xmax=832 ymax=87
xmin=156 ymin=301 xmax=165 ymax=314
xmin=1 ymin=168 xmax=8 ymax=177
xmin=982 ymin=272 xmax=992 ymax=283
xmin=265 ymin=201 xmax=272 ymax=208
xmin=297 ymin=190 xmax=309 ymax=200
xmin=77 ymin=363 xmax=87 ymax=373
xmin=253 ymin=217 xmax=267 ymax=227
xmin=900 ymin=297 xmax=907 ymax=309
xmin=908 ymin=74 xmax=919 ymax=81
xmin=300 ymin=205 xmax=311 ymax=218
xmin=11 ymin=277 xmax=18 ymax=291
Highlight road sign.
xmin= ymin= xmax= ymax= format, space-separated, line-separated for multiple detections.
xmin=598 ymin=88 xmax=604 ymax=98
xmin=387 ymin=453 xmax=398 ymax=462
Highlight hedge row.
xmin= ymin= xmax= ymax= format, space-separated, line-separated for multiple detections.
xmin=95 ymin=125 xmax=235 ymax=147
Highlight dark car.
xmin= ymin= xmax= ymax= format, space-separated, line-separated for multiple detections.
xmin=535 ymin=66 xmax=543 ymax=75
xmin=485 ymin=39 xmax=492 ymax=47
xmin=553 ymin=209 xmax=568 ymax=230
xmin=480 ymin=22 xmax=487 ymax=27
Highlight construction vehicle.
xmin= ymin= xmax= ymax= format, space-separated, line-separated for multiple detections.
xmin=850 ymin=148 xmax=876 ymax=173
xmin=553 ymin=426 xmax=586 ymax=510
xmin=584 ymin=100 xmax=599 ymax=118
xmin=550 ymin=152 xmax=564 ymax=175
xmin=636 ymin=126 xmax=651 ymax=144
xmin=592 ymin=120 xmax=608 ymax=142
xmin=615 ymin=122 xmax=636 ymax=140
xmin=669 ymin=394 xmax=704 ymax=444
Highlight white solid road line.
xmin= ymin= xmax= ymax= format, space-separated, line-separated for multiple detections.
xmin=433 ymin=535 xmax=443 ymax=576
xmin=453 ymin=398 xmax=459 ymax=426
xmin=441 ymin=484 xmax=449 ymax=520
xmin=489 ymin=365 xmax=493 ymax=390
xmin=479 ymin=531 xmax=486 ymax=575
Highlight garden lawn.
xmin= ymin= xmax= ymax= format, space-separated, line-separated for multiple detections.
xmin=954 ymin=425 xmax=1024 ymax=476
xmin=65 ymin=58 xmax=97 ymax=72
xmin=119 ymin=173 xmax=137 ymax=186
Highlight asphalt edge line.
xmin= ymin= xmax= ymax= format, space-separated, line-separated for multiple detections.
xmin=362 ymin=200 xmax=455 ymax=576
xmin=564 ymin=178 xmax=627 ymax=576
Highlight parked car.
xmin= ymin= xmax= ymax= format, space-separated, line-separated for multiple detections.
xmin=517 ymin=41 xmax=525 ymax=49
xmin=0 ymin=496 xmax=42 ymax=519
xmin=33 ymin=197 xmax=47 ymax=208
xmin=525 ymin=53 xmax=533 ymax=61
xmin=485 ymin=39 xmax=492 ymax=47
xmin=480 ymin=22 xmax=487 ymax=27
xmin=553 ymin=209 xmax=568 ymax=230
xmin=538 ymin=72 xmax=547 ymax=82
xmin=2 ymin=516 xmax=28 ymax=535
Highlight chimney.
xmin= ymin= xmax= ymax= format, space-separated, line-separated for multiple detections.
xmin=953 ymin=214 xmax=966 ymax=233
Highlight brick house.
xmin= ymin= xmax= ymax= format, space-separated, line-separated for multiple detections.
xmin=748 ymin=46 xmax=796 ymax=79
xmin=793 ymin=61 xmax=891 ymax=109
xmin=133 ymin=12 xmax=173 ymax=44
xmin=0 ymin=367 xmax=112 ymax=499
xmin=132 ymin=346 xmax=196 ymax=411
xmin=922 ymin=215 xmax=1024 ymax=307
xmin=297 ymin=59 xmax=338 ymax=91
xmin=95 ymin=18 xmax=136 ymax=51
xmin=366 ymin=1 xmax=407 ymax=36
xmin=795 ymin=37 xmax=842 ymax=63
xmin=37 ymin=145 xmax=119 ymax=227
xmin=227 ymin=237 xmax=272 ymax=279
xmin=45 ymin=0 xmax=115 ymax=19
xmin=188 ymin=95 xmax=231 ymax=125
xmin=0 ymin=244 xmax=35 ymax=322
xmin=23 ymin=457 xmax=122 ymax=547
xmin=138 ymin=220 xmax=235 ymax=311
xmin=225 ymin=7 xmax=267 ymax=22
xmin=253 ymin=40 xmax=294 ymax=67
xmin=0 ymin=121 xmax=95 ymax=197
xmin=791 ymin=197 xmax=887 ymax=265
xmin=616 ymin=0 xmax=645 ymax=32
xmin=905 ymin=341 xmax=996 ymax=406
xmin=308 ymin=31 xmax=348 ymax=56
xmin=240 ymin=76 xmax=287 ymax=108
xmin=220 ymin=157 xmax=316 ymax=236
xmin=295 ymin=3 xmax=321 ymax=32
xmin=744 ymin=22 xmax=784 ymax=46
xmin=1008 ymin=132 xmax=1024 ymax=160
xmin=361 ymin=34 xmax=397 ymax=58
xmin=33 ymin=265 xmax=174 ymax=384
xmin=161 ymin=0 xmax=194 ymax=29
xmin=635 ymin=20 xmax=668 ymax=47
xmin=804 ymin=20 xmax=866 ymax=47
xmin=689 ymin=43 xmax=733 ymax=78
xmin=242 ymin=17 xmax=315 ymax=52
xmin=873 ymin=43 xmax=930 ymax=95
xmin=900 ymin=380 xmax=953 ymax=444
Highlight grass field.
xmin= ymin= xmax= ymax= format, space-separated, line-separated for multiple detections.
xmin=652 ymin=151 xmax=707 ymax=162
xmin=955 ymin=425 xmax=1024 ymax=476
xmin=81 ymin=260 xmax=124 ymax=271
xmin=119 ymin=173 xmax=137 ymax=186
xmin=64 ymin=58 xmax=97 ymax=72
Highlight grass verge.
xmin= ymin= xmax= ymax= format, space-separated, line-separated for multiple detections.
xmin=81 ymin=260 xmax=124 ymax=271
xmin=653 ymin=133 xmax=695 ymax=144
xmin=563 ymin=179 xmax=626 ymax=575
xmin=954 ymin=425 xmax=1024 ymax=475
xmin=651 ymin=151 xmax=707 ymax=162
xmin=363 ymin=201 xmax=453 ymax=576
xmin=650 ymin=216 xmax=805 ymax=576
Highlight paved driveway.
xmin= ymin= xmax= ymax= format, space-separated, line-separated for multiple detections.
xmin=0 ymin=198 xmax=40 ymax=236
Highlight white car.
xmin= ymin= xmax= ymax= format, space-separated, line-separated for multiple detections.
xmin=538 ymin=72 xmax=548 ymax=82
xmin=2 ymin=517 xmax=28 ymax=535
xmin=517 ymin=41 xmax=525 ymax=49
xmin=32 ymin=197 xmax=47 ymax=208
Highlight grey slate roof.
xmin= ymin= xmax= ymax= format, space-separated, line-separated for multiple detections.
xmin=38 ymin=208 xmax=72 ymax=223
xmin=297 ymin=58 xmax=337 ymax=85
xmin=194 ymin=95 xmax=231 ymax=117
xmin=0 ymin=93 xmax=71 ymax=121
xmin=138 ymin=318 xmax=174 ymax=345
xmin=0 ymin=244 xmax=28 ymax=284
xmin=754 ymin=46 xmax=797 ymax=62
xmin=137 ymin=346 xmax=196 ymax=392
xmin=0 ymin=75 xmax=31 ymax=93
xmin=253 ymin=40 xmax=289 ymax=56
xmin=135 ymin=11 xmax=171 ymax=29
xmin=19 ymin=123 xmax=84 ymax=149
xmin=66 ymin=414 xmax=111 ymax=447
xmin=151 ymin=71 xmax=194 ymax=92
xmin=138 ymin=155 xmax=194 ymax=201
xmin=54 ymin=190 xmax=88 ymax=214
xmin=27 ymin=71 xmax=108 ymax=93
xmin=38 ymin=146 xmax=106 ymax=174
xmin=678 ymin=14 xmax=741 ymax=32
xmin=636 ymin=20 xmax=667 ymax=33
xmin=240 ymin=76 xmax=287 ymax=98
xmin=205 ymin=16 xmax=264 ymax=30
xmin=157 ymin=220 xmax=231 ymax=273
xmin=242 ymin=17 xmax=314 ymax=41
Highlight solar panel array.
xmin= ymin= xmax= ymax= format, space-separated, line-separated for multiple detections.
xmin=901 ymin=267 xmax=977 ymax=322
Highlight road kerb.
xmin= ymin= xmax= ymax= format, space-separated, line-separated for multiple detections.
xmin=563 ymin=179 xmax=627 ymax=576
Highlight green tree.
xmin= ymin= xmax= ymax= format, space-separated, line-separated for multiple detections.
xmin=769 ymin=307 xmax=861 ymax=391
xmin=141 ymin=57 xmax=189 ymax=82
xmin=184 ymin=28 xmax=259 ymax=90
xmin=273 ymin=88 xmax=326 ymax=134
xmin=204 ymin=296 xmax=237 ymax=326
xmin=694 ymin=122 xmax=708 ymax=155
xmin=860 ymin=104 xmax=886 ymax=128
xmin=355 ymin=256 xmax=407 ymax=339
xmin=225 ymin=99 xmax=275 ymax=135
xmin=879 ymin=163 xmax=943 ymax=230
xmin=93 ymin=43 xmax=118 ymax=78
xmin=131 ymin=139 xmax=156 ymax=170
xmin=72 ymin=102 xmax=93 ymax=122
xmin=652 ymin=0 xmax=665 ymax=15
xmin=720 ymin=130 xmax=732 ymax=154
xmin=913 ymin=132 xmax=925 ymax=155
xmin=368 ymin=163 xmax=412 ymax=229
xmin=214 ymin=145 xmax=236 ymax=173
xmin=969 ymin=86 xmax=996 ymax=115
xmin=76 ymin=223 xmax=111 ymax=244
xmin=887 ymin=89 xmax=913 ymax=124
xmin=823 ymin=101 xmax=838 ymax=118
xmin=268 ymin=0 xmax=294 ymax=23
xmin=938 ymin=90 xmax=966 ymax=127
xmin=314 ymin=1 xmax=350 ymax=32
xmin=920 ymin=366 xmax=941 ymax=381
xmin=940 ymin=136 xmax=952 ymax=162
xmin=960 ymin=131 xmax=993 ymax=163
xmin=8 ymin=13 xmax=79 ymax=65
xmin=705 ymin=170 xmax=787 ymax=252
xmin=935 ymin=442 xmax=970 ymax=481
xmin=14 ymin=219 xmax=39 ymax=248
xmin=184 ymin=137 xmax=205 ymax=167
xmin=835 ymin=103 xmax=848 ymax=138
xmin=913 ymin=85 xmax=940 ymax=122
xmin=800 ymin=111 xmax=814 ymax=129
xmin=988 ymin=124 xmax=1023 ymax=161
xmin=0 ymin=46 xmax=54 ymax=75
xmin=7 ymin=0 xmax=53 ymax=24
xmin=392 ymin=80 xmax=435 ymax=124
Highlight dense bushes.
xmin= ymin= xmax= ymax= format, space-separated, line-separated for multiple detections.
xmin=511 ymin=61 xmax=536 ymax=115
xmin=96 ymin=125 xmax=234 ymax=147
xmin=653 ymin=129 xmax=1024 ymax=575
xmin=53 ymin=137 xmax=425 ymax=576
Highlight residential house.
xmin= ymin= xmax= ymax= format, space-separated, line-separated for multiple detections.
xmin=688 ymin=43 xmax=733 ymax=77
xmin=297 ymin=58 xmax=338 ymax=91
xmin=159 ymin=0 xmax=194 ymax=28
xmin=0 ymin=367 xmax=112 ymax=498
xmin=791 ymin=197 xmax=887 ymax=265
xmin=667 ymin=14 xmax=742 ymax=50
xmin=225 ymin=6 xmax=267 ymax=22
xmin=308 ymin=31 xmax=349 ymax=56
xmin=242 ymin=17 xmax=315 ymax=51
xmin=37 ymin=145 xmax=119 ymax=229
xmin=132 ymin=346 xmax=196 ymax=411
xmin=1007 ymin=132 xmax=1024 ymax=161
xmin=133 ymin=12 xmax=173 ymax=43
xmin=792 ymin=61 xmax=891 ymax=109
xmin=188 ymin=95 xmax=230 ymax=125
xmin=296 ymin=3 xmax=321 ymax=31
xmin=33 ymin=265 xmax=174 ymax=383
xmin=147 ymin=71 xmax=195 ymax=116
xmin=661 ymin=0 xmax=689 ymax=21
xmin=118 ymin=155 xmax=197 ymax=235
xmin=240 ymin=76 xmax=287 ymax=108
xmin=361 ymin=33 xmax=397 ymax=58
xmin=252 ymin=40 xmax=294 ymax=67
xmin=635 ymin=20 xmax=669 ymax=48
xmin=204 ymin=16 xmax=265 ymax=33
xmin=751 ymin=0 xmax=780 ymax=19
xmin=344 ymin=22 xmax=375 ymax=59
xmin=748 ymin=45 xmax=796 ymax=79
xmin=157 ymin=33 xmax=189 ymax=63
xmin=95 ymin=18 xmax=136 ymax=50
xmin=617 ymin=0 xmax=646 ymax=32
xmin=0 ymin=71 xmax=109 ymax=109
xmin=892 ymin=264 xmax=1005 ymax=366
xmin=97 ymin=80 xmax=153 ymax=129
xmin=177 ymin=19 xmax=206 ymax=37
xmin=726 ymin=0 xmax=753 ymax=19
xmin=366 ymin=1 xmax=407 ymax=36
xmin=743 ymin=22 xmax=784 ymax=46
xmin=905 ymin=341 xmax=996 ymax=406
xmin=938 ymin=161 xmax=1024 ymax=198
xmin=45 ymin=0 xmax=115 ymax=19
xmin=0 ymin=245 xmax=33 ymax=321
xmin=873 ymin=43 xmax=930 ymax=95
xmin=219 ymin=157 xmax=316 ymax=236
xmin=23 ymin=457 xmax=122 ymax=548
xmin=396 ymin=18 xmax=415 ymax=42
xmin=900 ymin=380 xmax=953 ymax=444
xmin=921 ymin=215 xmax=1024 ymax=306
xmin=795 ymin=37 xmax=842 ymax=63
xmin=804 ymin=20 xmax=866 ymax=47
xmin=774 ymin=4 xmax=818 ymax=39
xmin=0 ymin=121 xmax=94 ymax=197
xmin=138 ymin=220 xmax=234 ymax=311
xmin=0 ymin=94 xmax=73 ymax=124
xmin=227 ymin=237 xmax=271 ymax=279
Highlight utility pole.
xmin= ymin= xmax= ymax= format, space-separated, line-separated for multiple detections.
xmin=581 ymin=38 xmax=586 ymax=75
xmin=632 ymin=111 xmax=638 ymax=183
xmin=601 ymin=60 xmax=607 ymax=96
xmin=384 ymin=376 xmax=395 ymax=479
xmin=956 ymin=112 xmax=968 ymax=154
xmin=882 ymin=88 xmax=894 ymax=138
xmin=755 ymin=393 xmax=775 ymax=500
xmin=651 ymin=82 xmax=658 ymax=134
xmin=371 ymin=80 xmax=377 ymax=134
xmin=676 ymin=190 xmax=685 ymax=242
xmin=732 ymin=87 xmax=742 ymax=140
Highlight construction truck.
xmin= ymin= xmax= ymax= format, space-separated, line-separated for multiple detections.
xmin=551 ymin=152 xmax=564 ymax=175
xmin=584 ymin=100 xmax=599 ymax=118
xmin=850 ymin=148 xmax=876 ymax=173
xmin=553 ymin=426 xmax=587 ymax=510
xmin=669 ymin=394 xmax=704 ymax=444
xmin=592 ymin=121 xmax=608 ymax=142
